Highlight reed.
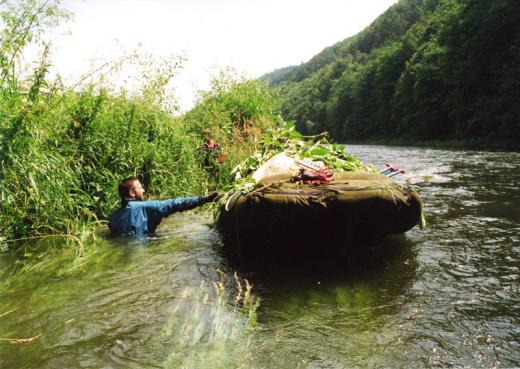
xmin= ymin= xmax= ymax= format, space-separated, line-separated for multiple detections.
xmin=0 ymin=1 xmax=282 ymax=252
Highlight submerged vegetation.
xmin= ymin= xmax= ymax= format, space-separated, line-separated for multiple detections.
xmin=0 ymin=0 xmax=282 ymax=250
xmin=164 ymin=270 xmax=260 ymax=368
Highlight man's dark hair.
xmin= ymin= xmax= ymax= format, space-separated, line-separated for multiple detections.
xmin=118 ymin=177 xmax=138 ymax=203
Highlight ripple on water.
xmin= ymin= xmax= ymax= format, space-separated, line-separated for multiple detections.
xmin=2 ymin=147 xmax=520 ymax=368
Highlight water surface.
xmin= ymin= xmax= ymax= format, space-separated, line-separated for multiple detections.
xmin=1 ymin=145 xmax=519 ymax=368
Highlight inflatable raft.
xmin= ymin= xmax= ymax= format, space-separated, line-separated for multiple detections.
xmin=218 ymin=171 xmax=423 ymax=263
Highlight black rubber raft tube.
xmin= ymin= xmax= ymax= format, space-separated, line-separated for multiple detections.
xmin=218 ymin=172 xmax=423 ymax=264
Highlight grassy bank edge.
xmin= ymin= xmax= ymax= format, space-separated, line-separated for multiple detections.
xmin=341 ymin=137 xmax=520 ymax=152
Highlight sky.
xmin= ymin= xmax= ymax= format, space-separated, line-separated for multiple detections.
xmin=49 ymin=0 xmax=398 ymax=111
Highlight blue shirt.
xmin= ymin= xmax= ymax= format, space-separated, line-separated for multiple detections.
xmin=108 ymin=197 xmax=203 ymax=236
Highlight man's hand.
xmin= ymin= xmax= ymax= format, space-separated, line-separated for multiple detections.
xmin=202 ymin=191 xmax=221 ymax=203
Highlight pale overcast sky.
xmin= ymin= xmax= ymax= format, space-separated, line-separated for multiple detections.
xmin=50 ymin=0 xmax=398 ymax=111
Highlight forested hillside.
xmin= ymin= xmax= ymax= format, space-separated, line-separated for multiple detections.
xmin=262 ymin=0 xmax=520 ymax=148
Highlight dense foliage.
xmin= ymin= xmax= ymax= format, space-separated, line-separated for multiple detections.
xmin=182 ymin=72 xmax=283 ymax=189
xmin=0 ymin=1 xmax=281 ymax=247
xmin=263 ymin=0 xmax=520 ymax=149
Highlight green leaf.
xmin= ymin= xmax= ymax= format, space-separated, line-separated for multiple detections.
xmin=310 ymin=147 xmax=329 ymax=157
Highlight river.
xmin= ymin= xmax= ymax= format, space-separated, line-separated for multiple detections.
xmin=1 ymin=145 xmax=519 ymax=368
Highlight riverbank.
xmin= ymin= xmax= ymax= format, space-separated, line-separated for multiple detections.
xmin=343 ymin=137 xmax=520 ymax=152
xmin=0 ymin=1 xmax=284 ymax=250
xmin=0 ymin=77 xmax=281 ymax=250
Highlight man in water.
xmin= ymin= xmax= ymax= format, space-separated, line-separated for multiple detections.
xmin=108 ymin=177 xmax=219 ymax=236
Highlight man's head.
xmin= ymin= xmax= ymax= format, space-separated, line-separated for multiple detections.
xmin=118 ymin=177 xmax=145 ymax=203
xmin=202 ymin=128 xmax=212 ymax=140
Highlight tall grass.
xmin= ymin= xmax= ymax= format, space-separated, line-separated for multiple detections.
xmin=0 ymin=0 xmax=282 ymax=250
xmin=182 ymin=71 xmax=283 ymax=190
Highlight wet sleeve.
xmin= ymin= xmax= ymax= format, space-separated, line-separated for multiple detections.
xmin=143 ymin=197 xmax=204 ymax=218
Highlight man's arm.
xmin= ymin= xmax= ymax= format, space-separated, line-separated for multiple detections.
xmin=144 ymin=197 xmax=203 ymax=217
xmin=144 ymin=192 xmax=219 ymax=217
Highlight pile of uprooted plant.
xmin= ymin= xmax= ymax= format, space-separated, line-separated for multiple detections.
xmin=219 ymin=122 xmax=377 ymax=197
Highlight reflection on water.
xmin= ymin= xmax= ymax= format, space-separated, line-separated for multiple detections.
xmin=1 ymin=146 xmax=519 ymax=368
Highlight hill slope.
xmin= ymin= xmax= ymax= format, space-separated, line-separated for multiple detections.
xmin=262 ymin=0 xmax=520 ymax=148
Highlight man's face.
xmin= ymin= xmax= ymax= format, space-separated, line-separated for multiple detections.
xmin=130 ymin=180 xmax=145 ymax=201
